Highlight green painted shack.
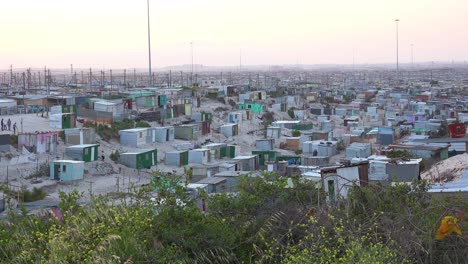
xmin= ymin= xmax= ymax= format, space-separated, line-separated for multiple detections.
xmin=238 ymin=103 xmax=263 ymax=114
xmin=120 ymin=149 xmax=158 ymax=169
xmin=252 ymin=151 xmax=278 ymax=167
xmin=65 ymin=144 xmax=99 ymax=162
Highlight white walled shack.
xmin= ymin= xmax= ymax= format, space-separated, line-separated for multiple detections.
xmin=267 ymin=126 xmax=282 ymax=139
xmin=119 ymin=128 xmax=149 ymax=147
xmin=64 ymin=128 xmax=96 ymax=145
xmin=147 ymin=126 xmax=175 ymax=143
xmin=165 ymin=150 xmax=189 ymax=167
xmin=233 ymin=155 xmax=259 ymax=171
xmin=302 ymin=141 xmax=338 ymax=157
xmin=255 ymin=139 xmax=275 ymax=151
xmin=93 ymin=101 xmax=124 ymax=119
xmin=188 ymin=149 xmax=211 ymax=164
xmin=346 ymin=142 xmax=372 ymax=159
xmin=220 ymin=123 xmax=239 ymax=137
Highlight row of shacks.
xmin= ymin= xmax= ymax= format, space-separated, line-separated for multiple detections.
xmin=182 ymin=157 xmax=425 ymax=202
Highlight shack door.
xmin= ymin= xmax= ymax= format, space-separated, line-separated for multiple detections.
xmin=328 ymin=180 xmax=335 ymax=204
xmin=229 ymin=146 xmax=235 ymax=158
xmin=181 ymin=151 xmax=189 ymax=166
xmin=91 ymin=146 xmax=96 ymax=161
xmin=54 ymin=164 xmax=61 ymax=180
xmin=220 ymin=147 xmax=226 ymax=158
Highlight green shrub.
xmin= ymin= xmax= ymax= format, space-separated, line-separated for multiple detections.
xmin=287 ymin=107 xmax=296 ymax=119
xmin=22 ymin=187 xmax=47 ymax=202
xmin=110 ymin=151 xmax=120 ymax=162
xmin=58 ymin=130 xmax=65 ymax=141
xmin=9 ymin=134 xmax=18 ymax=148
xmin=387 ymin=150 xmax=412 ymax=158
xmin=292 ymin=130 xmax=301 ymax=137
xmin=135 ymin=121 xmax=150 ymax=128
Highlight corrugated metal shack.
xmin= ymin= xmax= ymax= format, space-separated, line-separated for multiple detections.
xmin=65 ymin=144 xmax=99 ymax=162
xmin=221 ymin=123 xmax=239 ymax=137
xmin=147 ymin=126 xmax=174 ymax=143
xmin=120 ymin=149 xmax=157 ymax=169
xmin=165 ymin=150 xmax=189 ymax=167
xmin=188 ymin=149 xmax=211 ymax=164
xmin=346 ymin=142 xmax=372 ymax=159
xmin=255 ymin=138 xmax=274 ymax=151
xmin=174 ymin=124 xmax=200 ymax=140
xmin=64 ymin=128 xmax=96 ymax=145
xmin=119 ymin=128 xmax=149 ymax=147
xmin=50 ymin=160 xmax=84 ymax=181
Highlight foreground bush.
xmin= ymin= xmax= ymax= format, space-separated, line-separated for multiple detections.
xmin=0 ymin=174 xmax=466 ymax=263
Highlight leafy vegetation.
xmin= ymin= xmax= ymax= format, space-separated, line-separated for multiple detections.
xmin=9 ymin=134 xmax=18 ymax=148
xmin=2 ymin=186 xmax=48 ymax=203
xmin=58 ymin=130 xmax=65 ymax=141
xmin=287 ymin=107 xmax=296 ymax=119
xmin=292 ymin=130 xmax=301 ymax=137
xmin=135 ymin=121 xmax=151 ymax=128
xmin=387 ymin=149 xmax=412 ymax=158
xmin=0 ymin=174 xmax=466 ymax=263
xmin=84 ymin=119 xmax=135 ymax=141
xmin=109 ymin=150 xmax=120 ymax=163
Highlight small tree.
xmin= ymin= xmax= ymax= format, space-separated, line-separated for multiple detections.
xmin=287 ymin=108 xmax=296 ymax=119
xmin=109 ymin=150 xmax=120 ymax=163
xmin=292 ymin=130 xmax=301 ymax=137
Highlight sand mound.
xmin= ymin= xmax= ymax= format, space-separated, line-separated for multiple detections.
xmin=421 ymin=153 xmax=468 ymax=182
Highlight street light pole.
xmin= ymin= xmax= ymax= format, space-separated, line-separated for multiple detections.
xmin=147 ymin=0 xmax=152 ymax=87
xmin=190 ymin=41 xmax=194 ymax=86
xmin=395 ymin=19 xmax=400 ymax=82
xmin=411 ymin=43 xmax=414 ymax=68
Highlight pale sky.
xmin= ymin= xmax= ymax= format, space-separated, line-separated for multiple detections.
xmin=1 ymin=0 xmax=467 ymax=69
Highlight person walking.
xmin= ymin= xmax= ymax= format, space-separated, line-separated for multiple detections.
xmin=0 ymin=118 xmax=3 ymax=131
xmin=7 ymin=119 xmax=11 ymax=131
xmin=13 ymin=122 xmax=17 ymax=134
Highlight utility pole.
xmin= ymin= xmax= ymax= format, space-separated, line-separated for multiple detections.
xmin=169 ymin=70 xmax=172 ymax=87
xmin=395 ymin=19 xmax=400 ymax=82
xmin=47 ymin=69 xmax=51 ymax=95
xmin=411 ymin=44 xmax=414 ymax=68
xmin=123 ymin=69 xmax=127 ymax=88
xmin=147 ymin=0 xmax=153 ymax=87
xmin=110 ymin=69 xmax=113 ymax=91
xmin=239 ymin=48 xmax=242 ymax=73
xmin=191 ymin=41 xmax=194 ymax=86
xmin=9 ymin=65 xmax=13 ymax=88
xmin=180 ymin=71 xmax=183 ymax=86
xmin=89 ymin=68 xmax=93 ymax=89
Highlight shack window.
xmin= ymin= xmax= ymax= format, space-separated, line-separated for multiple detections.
xmin=145 ymin=154 xmax=149 ymax=160
xmin=84 ymin=148 xmax=89 ymax=155
xmin=62 ymin=165 xmax=67 ymax=172
xmin=139 ymin=132 xmax=143 ymax=138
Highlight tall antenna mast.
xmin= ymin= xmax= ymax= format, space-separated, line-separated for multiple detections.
xmin=147 ymin=0 xmax=153 ymax=87
xmin=395 ymin=19 xmax=400 ymax=82
xmin=191 ymin=41 xmax=194 ymax=86
xmin=239 ymin=48 xmax=242 ymax=73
